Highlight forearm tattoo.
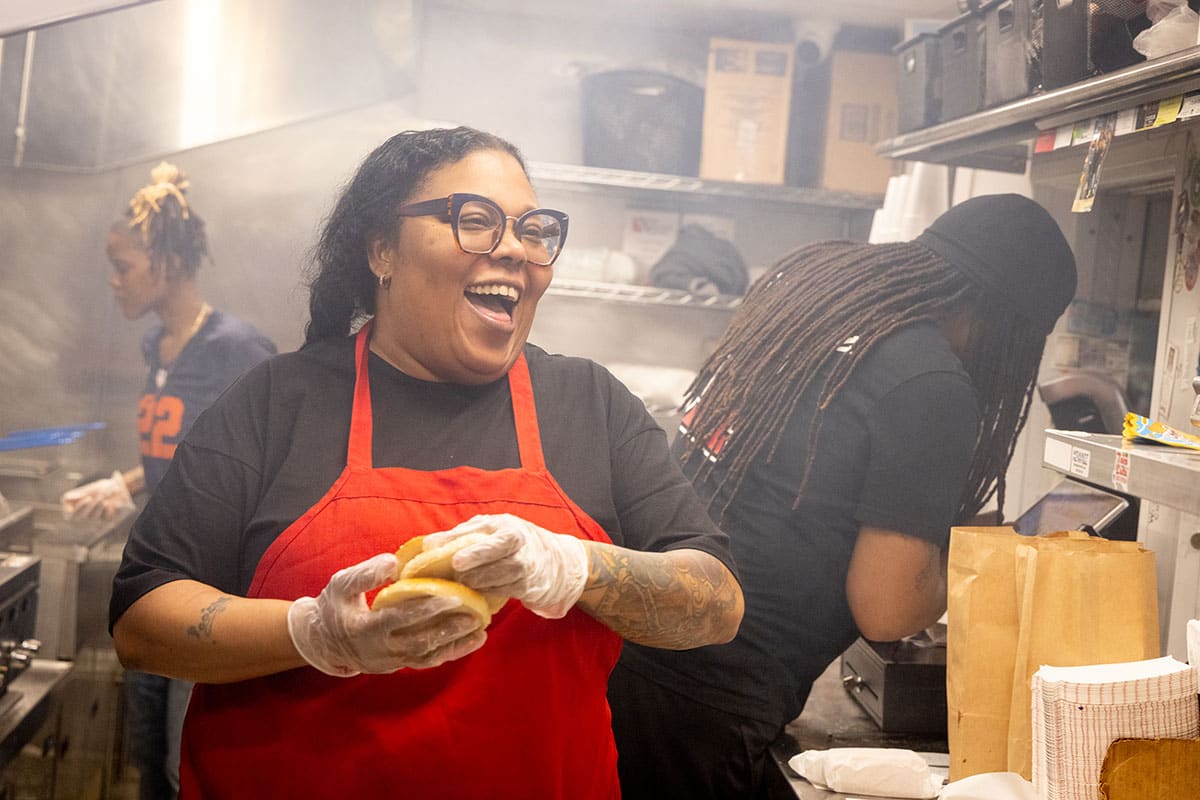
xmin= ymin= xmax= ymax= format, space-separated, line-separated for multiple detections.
xmin=186 ymin=596 xmax=231 ymax=641
xmin=583 ymin=543 xmax=739 ymax=649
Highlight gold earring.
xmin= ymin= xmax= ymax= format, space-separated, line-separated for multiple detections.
xmin=378 ymin=273 xmax=392 ymax=290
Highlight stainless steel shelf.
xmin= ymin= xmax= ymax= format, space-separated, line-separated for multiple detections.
xmin=545 ymin=278 xmax=743 ymax=310
xmin=1041 ymin=429 xmax=1200 ymax=516
xmin=528 ymin=162 xmax=884 ymax=211
xmin=877 ymin=45 xmax=1200 ymax=171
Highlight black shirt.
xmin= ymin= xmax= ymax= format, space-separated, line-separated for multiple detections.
xmin=110 ymin=337 xmax=735 ymax=627
xmin=615 ymin=322 xmax=980 ymax=725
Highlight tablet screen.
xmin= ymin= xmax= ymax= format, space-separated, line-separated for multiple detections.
xmin=1012 ymin=480 xmax=1130 ymax=537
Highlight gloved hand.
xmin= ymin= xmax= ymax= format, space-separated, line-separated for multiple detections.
xmin=61 ymin=471 xmax=135 ymax=521
xmin=287 ymin=552 xmax=486 ymax=677
xmin=423 ymin=514 xmax=590 ymax=620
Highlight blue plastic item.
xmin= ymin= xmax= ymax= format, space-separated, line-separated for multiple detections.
xmin=0 ymin=422 xmax=106 ymax=451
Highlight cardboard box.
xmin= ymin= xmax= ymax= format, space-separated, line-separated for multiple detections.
xmin=699 ymin=38 xmax=794 ymax=185
xmin=1098 ymin=738 xmax=1200 ymax=798
xmin=820 ymin=49 xmax=899 ymax=194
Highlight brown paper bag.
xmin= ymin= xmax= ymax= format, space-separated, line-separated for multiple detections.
xmin=946 ymin=527 xmax=1159 ymax=782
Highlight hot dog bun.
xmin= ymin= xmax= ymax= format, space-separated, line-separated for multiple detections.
xmin=370 ymin=533 xmax=507 ymax=621
xmin=398 ymin=532 xmax=491 ymax=580
xmin=371 ymin=577 xmax=492 ymax=626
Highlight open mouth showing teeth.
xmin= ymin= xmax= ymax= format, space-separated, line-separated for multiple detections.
xmin=465 ymin=283 xmax=520 ymax=319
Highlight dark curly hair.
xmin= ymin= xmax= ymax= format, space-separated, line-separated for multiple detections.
xmin=303 ymin=126 xmax=526 ymax=345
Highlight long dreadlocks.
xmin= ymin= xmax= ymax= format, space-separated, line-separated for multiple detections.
xmin=679 ymin=239 xmax=1050 ymax=524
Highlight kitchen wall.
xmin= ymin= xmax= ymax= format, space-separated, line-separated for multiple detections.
xmin=0 ymin=0 xmax=859 ymax=483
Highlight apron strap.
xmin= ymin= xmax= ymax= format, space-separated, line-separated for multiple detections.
xmin=348 ymin=324 xmax=374 ymax=470
xmin=507 ymin=353 xmax=546 ymax=472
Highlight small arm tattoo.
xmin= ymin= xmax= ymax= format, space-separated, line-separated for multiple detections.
xmin=583 ymin=544 xmax=738 ymax=649
xmin=186 ymin=596 xmax=232 ymax=641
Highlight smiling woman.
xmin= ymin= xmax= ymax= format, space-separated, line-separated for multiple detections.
xmin=107 ymin=126 xmax=744 ymax=798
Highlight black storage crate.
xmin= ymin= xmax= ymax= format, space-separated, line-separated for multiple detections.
xmin=580 ymin=69 xmax=704 ymax=176
xmin=983 ymin=0 xmax=1042 ymax=107
xmin=938 ymin=12 xmax=987 ymax=122
xmin=895 ymin=32 xmax=942 ymax=133
xmin=1042 ymin=0 xmax=1146 ymax=90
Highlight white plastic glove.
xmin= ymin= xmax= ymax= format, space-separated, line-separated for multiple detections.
xmin=287 ymin=553 xmax=486 ymax=677
xmin=423 ymin=514 xmax=590 ymax=620
xmin=61 ymin=471 xmax=135 ymax=521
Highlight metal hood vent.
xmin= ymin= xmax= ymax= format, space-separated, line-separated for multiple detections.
xmin=0 ymin=0 xmax=416 ymax=171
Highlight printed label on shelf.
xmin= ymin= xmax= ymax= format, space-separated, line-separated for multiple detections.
xmin=1153 ymin=96 xmax=1183 ymax=127
xmin=1054 ymin=126 xmax=1074 ymax=150
xmin=1044 ymin=437 xmax=1073 ymax=472
xmin=1112 ymin=451 xmax=1131 ymax=492
xmin=1035 ymin=129 xmax=1058 ymax=153
xmin=1114 ymin=107 xmax=1139 ymax=136
xmin=1070 ymin=446 xmax=1092 ymax=478
xmin=1179 ymin=92 xmax=1200 ymax=121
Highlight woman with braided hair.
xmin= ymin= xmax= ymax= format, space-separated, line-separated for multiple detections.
xmin=608 ymin=193 xmax=1077 ymax=799
xmin=63 ymin=162 xmax=275 ymax=800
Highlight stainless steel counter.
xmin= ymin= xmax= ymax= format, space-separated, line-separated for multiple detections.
xmin=0 ymin=659 xmax=73 ymax=773
xmin=769 ymin=662 xmax=949 ymax=800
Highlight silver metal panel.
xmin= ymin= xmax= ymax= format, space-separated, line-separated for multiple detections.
xmin=1042 ymin=429 xmax=1200 ymax=516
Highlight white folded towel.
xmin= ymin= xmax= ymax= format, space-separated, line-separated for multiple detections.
xmin=788 ymin=747 xmax=943 ymax=799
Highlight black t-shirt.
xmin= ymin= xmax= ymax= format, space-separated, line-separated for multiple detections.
xmin=616 ymin=322 xmax=980 ymax=726
xmin=110 ymin=337 xmax=735 ymax=628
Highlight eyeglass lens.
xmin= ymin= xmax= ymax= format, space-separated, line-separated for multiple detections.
xmin=456 ymin=199 xmax=563 ymax=265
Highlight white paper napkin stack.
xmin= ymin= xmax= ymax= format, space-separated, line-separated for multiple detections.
xmin=1031 ymin=656 xmax=1199 ymax=800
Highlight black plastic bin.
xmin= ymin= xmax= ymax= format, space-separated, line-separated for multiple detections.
xmin=895 ymin=32 xmax=941 ymax=133
xmin=938 ymin=12 xmax=987 ymax=122
xmin=580 ymin=69 xmax=704 ymax=176
xmin=1042 ymin=0 xmax=1146 ymax=90
xmin=982 ymin=0 xmax=1042 ymax=107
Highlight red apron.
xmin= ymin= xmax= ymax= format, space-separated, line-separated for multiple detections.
xmin=179 ymin=326 xmax=623 ymax=799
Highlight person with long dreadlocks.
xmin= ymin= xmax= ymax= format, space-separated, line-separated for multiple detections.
xmin=62 ymin=162 xmax=275 ymax=800
xmin=607 ymin=193 xmax=1077 ymax=800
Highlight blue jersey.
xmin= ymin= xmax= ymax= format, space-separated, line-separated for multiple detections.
xmin=139 ymin=310 xmax=276 ymax=492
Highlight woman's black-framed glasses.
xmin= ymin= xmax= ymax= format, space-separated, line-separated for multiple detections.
xmin=397 ymin=193 xmax=569 ymax=266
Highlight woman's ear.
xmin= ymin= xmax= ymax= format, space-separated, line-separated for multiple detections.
xmin=367 ymin=234 xmax=394 ymax=281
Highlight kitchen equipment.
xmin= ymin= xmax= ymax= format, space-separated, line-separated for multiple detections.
xmin=28 ymin=505 xmax=128 ymax=661
xmin=840 ymin=629 xmax=948 ymax=736
xmin=0 ymin=553 xmax=42 ymax=715
xmin=0 ymin=457 xmax=85 ymax=507
xmin=0 ymin=502 xmax=129 ymax=661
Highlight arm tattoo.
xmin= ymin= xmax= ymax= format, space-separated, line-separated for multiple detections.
xmin=913 ymin=544 xmax=943 ymax=593
xmin=582 ymin=543 xmax=739 ymax=649
xmin=186 ymin=596 xmax=232 ymax=641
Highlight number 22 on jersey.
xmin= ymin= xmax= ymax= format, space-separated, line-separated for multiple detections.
xmin=138 ymin=394 xmax=185 ymax=459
